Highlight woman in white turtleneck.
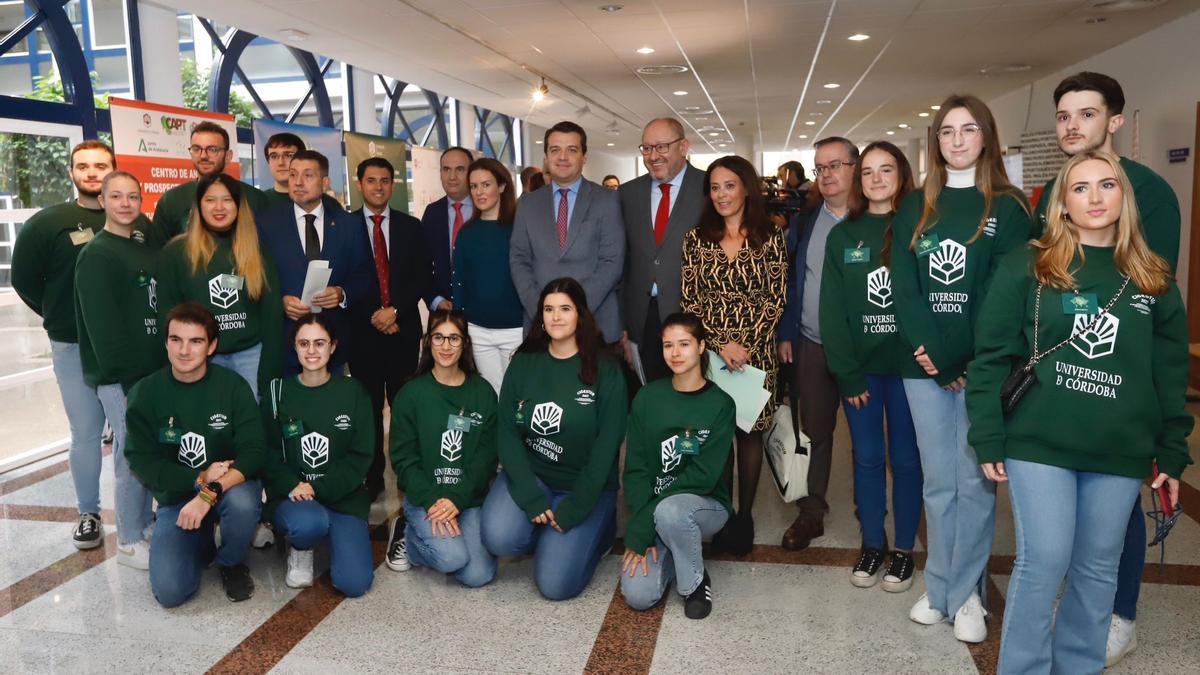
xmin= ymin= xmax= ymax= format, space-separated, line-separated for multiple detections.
xmin=888 ymin=95 xmax=1032 ymax=644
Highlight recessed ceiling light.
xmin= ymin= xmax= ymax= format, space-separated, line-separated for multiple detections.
xmin=886 ymin=130 xmax=895 ymax=135
xmin=598 ymin=3 xmax=623 ymax=12
xmin=918 ymin=112 xmax=930 ymax=117
xmin=718 ymin=143 xmax=728 ymax=148
xmin=708 ymin=132 xmax=720 ymax=137
xmin=823 ymin=83 xmax=840 ymax=89
xmin=978 ymin=63 xmax=1033 ymax=76
xmin=535 ymin=140 xmax=543 ymax=144
xmin=805 ymin=121 xmax=815 ymax=126
xmin=897 ymin=123 xmax=910 ymax=129
xmin=279 ymin=28 xmax=309 ymax=41
xmin=809 ymin=112 xmax=823 ymax=117
xmin=606 ymin=142 xmax=615 ymax=146
xmin=1090 ymin=0 xmax=1167 ymax=11
xmin=673 ymin=90 xmax=688 ymax=96
xmin=637 ymin=65 xmax=689 ymax=75
xmin=848 ymin=33 xmax=870 ymax=41
xmin=930 ymin=105 xmax=941 ymax=110
xmin=816 ymin=99 xmax=832 ymax=105
xmin=798 ymin=134 xmax=808 ymax=139
xmin=636 ymin=46 xmax=655 ymax=54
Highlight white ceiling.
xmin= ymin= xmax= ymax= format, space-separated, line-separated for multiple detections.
xmin=153 ymin=0 xmax=1197 ymax=153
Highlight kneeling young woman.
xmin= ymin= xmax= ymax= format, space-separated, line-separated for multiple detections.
xmin=967 ymin=150 xmax=1192 ymax=674
xmin=481 ymin=277 xmax=627 ymax=601
xmin=620 ymin=313 xmax=735 ymax=619
xmin=263 ymin=314 xmax=375 ymax=597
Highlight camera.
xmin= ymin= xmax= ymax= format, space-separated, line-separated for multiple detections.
xmin=761 ymin=176 xmax=807 ymax=219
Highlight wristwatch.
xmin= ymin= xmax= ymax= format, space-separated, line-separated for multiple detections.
xmin=205 ymin=481 xmax=224 ymax=498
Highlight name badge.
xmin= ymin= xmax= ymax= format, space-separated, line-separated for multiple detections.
xmin=219 ymin=273 xmax=244 ymax=291
xmin=135 ymin=270 xmax=152 ymax=288
xmin=69 ymin=228 xmax=94 ymax=246
xmin=844 ymin=247 xmax=870 ymax=264
xmin=282 ymin=419 xmax=304 ymax=439
xmin=447 ymin=414 xmax=472 ymax=433
xmin=514 ymin=401 xmax=527 ymax=427
xmin=1062 ymin=293 xmax=1098 ymax=315
xmin=677 ymin=431 xmax=699 ymax=456
xmin=159 ymin=417 xmax=180 ymax=444
xmin=916 ymin=234 xmax=940 ymax=257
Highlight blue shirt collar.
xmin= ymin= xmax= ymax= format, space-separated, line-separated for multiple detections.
xmin=551 ymin=176 xmax=584 ymax=195
xmin=653 ymin=164 xmax=688 ymax=190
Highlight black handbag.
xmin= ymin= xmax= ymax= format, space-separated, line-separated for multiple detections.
xmin=1000 ymin=276 xmax=1130 ymax=415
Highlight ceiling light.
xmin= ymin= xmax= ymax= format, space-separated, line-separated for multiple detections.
xmin=708 ymin=132 xmax=719 ymax=137
xmin=606 ymin=142 xmax=615 ymax=147
xmin=823 ymin=83 xmax=840 ymax=89
xmin=848 ymin=33 xmax=870 ymax=41
xmin=718 ymin=143 xmax=728 ymax=148
xmin=809 ymin=112 xmax=823 ymax=117
xmin=673 ymin=90 xmax=688 ymax=96
xmin=798 ymin=134 xmax=808 ymax=139
xmin=606 ymin=121 xmax=621 ymax=136
xmin=637 ymin=65 xmax=689 ymax=75
xmin=930 ymin=105 xmax=940 ymax=110
xmin=636 ymin=46 xmax=655 ymax=54
xmin=535 ymin=140 xmax=543 ymax=144
xmin=918 ymin=112 xmax=930 ymax=117
xmin=978 ymin=63 xmax=1033 ymax=76
xmin=886 ymin=130 xmax=895 ymax=135
xmin=1090 ymin=0 xmax=1167 ymax=10
xmin=816 ymin=99 xmax=832 ymax=104
xmin=598 ymin=3 xmax=623 ymax=12
xmin=804 ymin=121 xmax=815 ymax=126
xmin=898 ymin=123 xmax=910 ymax=129
xmin=279 ymin=28 xmax=309 ymax=42
xmin=531 ymin=77 xmax=549 ymax=102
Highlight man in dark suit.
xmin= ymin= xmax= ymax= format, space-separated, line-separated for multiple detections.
xmin=510 ymin=121 xmax=625 ymax=343
xmin=420 ymin=146 xmax=473 ymax=312
xmin=618 ymin=118 xmax=704 ymax=382
xmin=348 ymin=157 xmax=430 ymax=500
xmin=256 ymin=150 xmax=373 ymax=375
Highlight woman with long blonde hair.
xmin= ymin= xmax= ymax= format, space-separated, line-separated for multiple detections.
xmin=966 ymin=150 xmax=1190 ymax=673
xmin=157 ymin=172 xmax=283 ymax=399
xmin=889 ymin=94 xmax=1032 ymax=642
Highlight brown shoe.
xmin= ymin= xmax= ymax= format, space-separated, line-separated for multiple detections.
xmin=781 ymin=512 xmax=824 ymax=550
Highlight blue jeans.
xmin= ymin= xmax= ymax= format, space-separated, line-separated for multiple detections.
xmin=620 ymin=493 xmax=728 ymax=610
xmin=274 ymin=499 xmax=373 ymax=598
xmin=903 ymin=378 xmax=995 ymax=618
xmin=50 ymin=341 xmax=106 ymax=515
xmin=148 ymin=480 xmax=262 ymax=608
xmin=843 ymin=375 xmax=923 ymax=551
xmin=403 ymin=499 xmax=496 ymax=588
xmin=481 ymin=472 xmax=617 ymax=601
xmin=96 ymin=383 xmax=154 ymax=545
xmin=999 ymin=460 xmax=1141 ymax=675
xmin=211 ymin=342 xmax=262 ymax=401
xmin=1112 ymin=496 xmax=1144 ymax=620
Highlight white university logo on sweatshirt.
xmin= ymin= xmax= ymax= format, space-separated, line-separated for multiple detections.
xmin=178 ymin=431 xmax=206 ymax=468
xmin=440 ymin=429 xmax=463 ymax=462
xmin=1071 ymin=313 xmax=1119 ymax=359
xmin=301 ymin=432 xmax=330 ymax=468
xmin=866 ymin=266 xmax=893 ymax=308
xmin=661 ymin=435 xmax=681 ymax=472
xmin=928 ymin=239 xmax=967 ymax=285
xmin=208 ymin=275 xmax=239 ymax=309
xmin=530 ymin=402 xmax=563 ymax=435
xmin=147 ymin=277 xmax=158 ymax=311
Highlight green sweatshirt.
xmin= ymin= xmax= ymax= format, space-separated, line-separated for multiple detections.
xmin=623 ymin=379 xmax=735 ymax=554
xmin=818 ymin=213 xmax=924 ymax=396
xmin=261 ymin=375 xmax=375 ymax=520
xmin=389 ymin=372 xmax=499 ymax=511
xmin=156 ymin=232 xmax=284 ymax=390
xmin=498 ymin=351 xmax=627 ymax=531
xmin=966 ymin=245 xmax=1193 ymax=479
xmin=126 ymin=364 xmax=267 ymax=506
xmin=890 ymin=188 xmax=1032 ymax=386
xmin=1033 ymin=157 xmax=1180 ymax=271
xmin=151 ymin=179 xmax=267 ymax=242
xmin=74 ymin=230 xmax=164 ymax=390
xmin=261 ymin=188 xmax=293 ymax=210
xmin=11 ymin=202 xmax=160 ymax=343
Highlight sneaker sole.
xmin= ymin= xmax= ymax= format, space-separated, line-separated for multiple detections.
xmin=285 ymin=577 xmax=314 ymax=589
xmin=881 ymin=576 xmax=914 ymax=593
xmin=116 ymin=555 xmax=149 ymax=571
xmin=1105 ymin=637 xmax=1136 ymax=667
xmin=73 ymin=537 xmax=103 ymax=550
xmin=954 ymin=627 xmax=987 ymax=644
xmin=850 ymin=571 xmax=880 ymax=588
xmin=385 ymin=517 xmax=411 ymax=571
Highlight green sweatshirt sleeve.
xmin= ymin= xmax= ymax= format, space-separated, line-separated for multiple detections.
xmin=1139 ymin=178 xmax=1181 ymax=272
xmin=230 ymin=378 xmax=267 ymax=479
xmin=258 ymin=384 xmax=303 ymax=501
xmin=446 ymin=390 xmax=499 ymax=510
xmin=496 ymin=359 xmax=553 ymax=518
xmin=965 ymin=250 xmax=1032 ymax=464
xmin=75 ymin=247 xmax=133 ymax=387
xmin=1150 ymin=285 xmax=1194 ymax=479
xmin=987 ymin=195 xmax=1033 ymax=283
xmin=256 ymin=256 xmax=285 ymax=393
xmin=890 ymin=202 xmax=954 ymax=386
xmin=155 ymin=244 xmax=184 ymax=332
xmin=389 ymin=385 xmax=440 ymax=508
xmin=1031 ymin=179 xmax=1052 ymax=240
xmin=818 ymin=230 xmax=867 ymax=397
xmin=311 ymin=382 xmax=375 ymax=503
xmin=10 ymin=216 xmax=49 ymax=317
xmin=126 ymin=379 xmax=200 ymax=498
xmin=621 ymin=401 xmax=658 ymax=554
xmin=554 ymin=361 xmax=627 ymax=532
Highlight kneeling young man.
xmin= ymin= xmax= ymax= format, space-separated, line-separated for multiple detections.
xmin=126 ymin=303 xmax=267 ymax=607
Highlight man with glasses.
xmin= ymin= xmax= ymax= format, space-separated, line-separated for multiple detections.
xmin=152 ymin=121 xmax=268 ymax=241
xmin=778 ymin=136 xmax=860 ymax=551
xmin=261 ymin=132 xmax=306 ymax=209
xmin=618 ymin=118 xmax=704 ymax=382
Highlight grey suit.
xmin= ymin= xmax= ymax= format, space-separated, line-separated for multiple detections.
xmin=618 ymin=164 xmax=705 ymax=345
xmin=510 ymin=177 xmax=626 ymax=342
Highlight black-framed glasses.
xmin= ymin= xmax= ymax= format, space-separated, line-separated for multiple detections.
xmin=638 ymin=138 xmax=684 ymax=155
xmin=814 ymin=160 xmax=853 ymax=175
xmin=430 ymin=333 xmax=463 ymax=347
xmin=189 ymin=145 xmax=227 ymax=156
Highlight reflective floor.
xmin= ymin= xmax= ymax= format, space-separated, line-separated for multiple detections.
xmin=1 ymin=406 xmax=1198 ymax=674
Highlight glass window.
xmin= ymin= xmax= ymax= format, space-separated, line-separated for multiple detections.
xmin=0 ymin=63 xmax=32 ymax=97
xmin=0 ymin=131 xmax=74 ymax=211
xmin=92 ymin=53 xmax=129 ymax=93
xmin=0 ymin=1 xmax=30 ymax=56
xmin=89 ymin=0 xmax=127 ymax=48
xmin=176 ymin=12 xmax=193 ymax=41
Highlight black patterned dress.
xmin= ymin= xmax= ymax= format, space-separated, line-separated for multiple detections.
xmin=680 ymin=226 xmax=788 ymax=431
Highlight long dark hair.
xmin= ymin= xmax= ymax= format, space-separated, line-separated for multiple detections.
xmin=517 ymin=277 xmax=603 ymax=386
xmin=661 ymin=312 xmax=710 ymax=376
xmin=697 ymin=155 xmax=773 ymax=249
xmin=848 ymin=141 xmax=914 ymax=268
xmin=466 ymin=158 xmax=518 ymax=225
xmin=415 ymin=309 xmax=477 ymax=377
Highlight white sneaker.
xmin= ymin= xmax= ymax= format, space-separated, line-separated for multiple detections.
xmin=116 ymin=539 xmax=151 ymax=570
xmin=909 ymin=592 xmax=947 ymax=625
xmin=1105 ymin=615 xmax=1137 ymax=667
xmin=252 ymin=523 xmax=275 ymax=548
xmin=953 ymin=593 xmax=988 ymax=643
xmin=285 ymin=547 xmax=314 ymax=588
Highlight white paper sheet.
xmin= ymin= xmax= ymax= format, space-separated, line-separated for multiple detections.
xmin=300 ymin=260 xmax=332 ymax=313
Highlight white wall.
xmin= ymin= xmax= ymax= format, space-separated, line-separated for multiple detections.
xmin=988 ymin=8 xmax=1200 ymax=289
xmin=583 ymin=149 xmax=638 ymax=184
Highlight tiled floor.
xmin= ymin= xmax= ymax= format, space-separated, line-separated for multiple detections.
xmin=2 ymin=406 xmax=1199 ymax=674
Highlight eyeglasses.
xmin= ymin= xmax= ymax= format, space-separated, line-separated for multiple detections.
xmin=296 ymin=339 xmax=330 ymax=350
xmin=936 ymin=124 xmax=982 ymax=141
xmin=638 ymin=138 xmax=684 ymax=155
xmin=814 ymin=160 xmax=853 ymax=175
xmin=430 ymin=333 xmax=463 ymax=347
xmin=189 ymin=145 xmax=227 ymax=156
xmin=267 ymin=150 xmax=297 ymax=161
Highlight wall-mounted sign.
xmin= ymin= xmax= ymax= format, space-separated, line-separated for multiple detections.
xmin=1168 ymin=147 xmax=1189 ymax=163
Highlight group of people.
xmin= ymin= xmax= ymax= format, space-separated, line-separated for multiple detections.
xmin=10 ymin=69 xmax=1190 ymax=672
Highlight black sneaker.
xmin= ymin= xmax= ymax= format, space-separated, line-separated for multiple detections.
xmin=850 ymin=547 xmax=885 ymax=588
xmin=73 ymin=513 xmax=104 ymax=550
xmin=881 ymin=551 xmax=915 ymax=593
xmin=219 ymin=563 xmax=255 ymax=602
xmin=684 ymin=571 xmax=714 ymax=620
xmin=386 ymin=516 xmax=411 ymax=571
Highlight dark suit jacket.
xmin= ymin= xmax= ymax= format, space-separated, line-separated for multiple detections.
xmin=778 ymin=205 xmax=821 ymax=344
xmin=256 ymin=202 xmax=374 ymax=370
xmin=509 ymin=178 xmax=625 ymax=342
xmin=420 ymin=196 xmax=454 ymax=308
xmin=349 ymin=207 xmax=430 ymax=350
xmin=617 ymin=164 xmax=705 ymax=344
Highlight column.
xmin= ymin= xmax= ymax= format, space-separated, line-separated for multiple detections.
xmin=137 ymin=1 xmax=182 ymax=105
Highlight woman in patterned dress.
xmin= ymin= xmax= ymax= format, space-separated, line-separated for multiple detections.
xmin=680 ymin=155 xmax=788 ymax=555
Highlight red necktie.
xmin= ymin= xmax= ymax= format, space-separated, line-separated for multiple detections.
xmin=654 ymin=183 xmax=671 ymax=247
xmin=451 ymin=202 xmax=465 ymax=250
xmin=556 ymin=188 xmax=569 ymax=251
xmin=370 ymin=214 xmax=391 ymax=307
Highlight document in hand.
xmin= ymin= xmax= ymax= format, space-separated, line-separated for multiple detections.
xmin=300 ymin=260 xmax=332 ymax=313
xmin=705 ymin=349 xmax=771 ymax=432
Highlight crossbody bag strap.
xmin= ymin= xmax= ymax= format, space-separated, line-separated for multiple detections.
xmin=1030 ymin=275 xmax=1131 ymax=364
